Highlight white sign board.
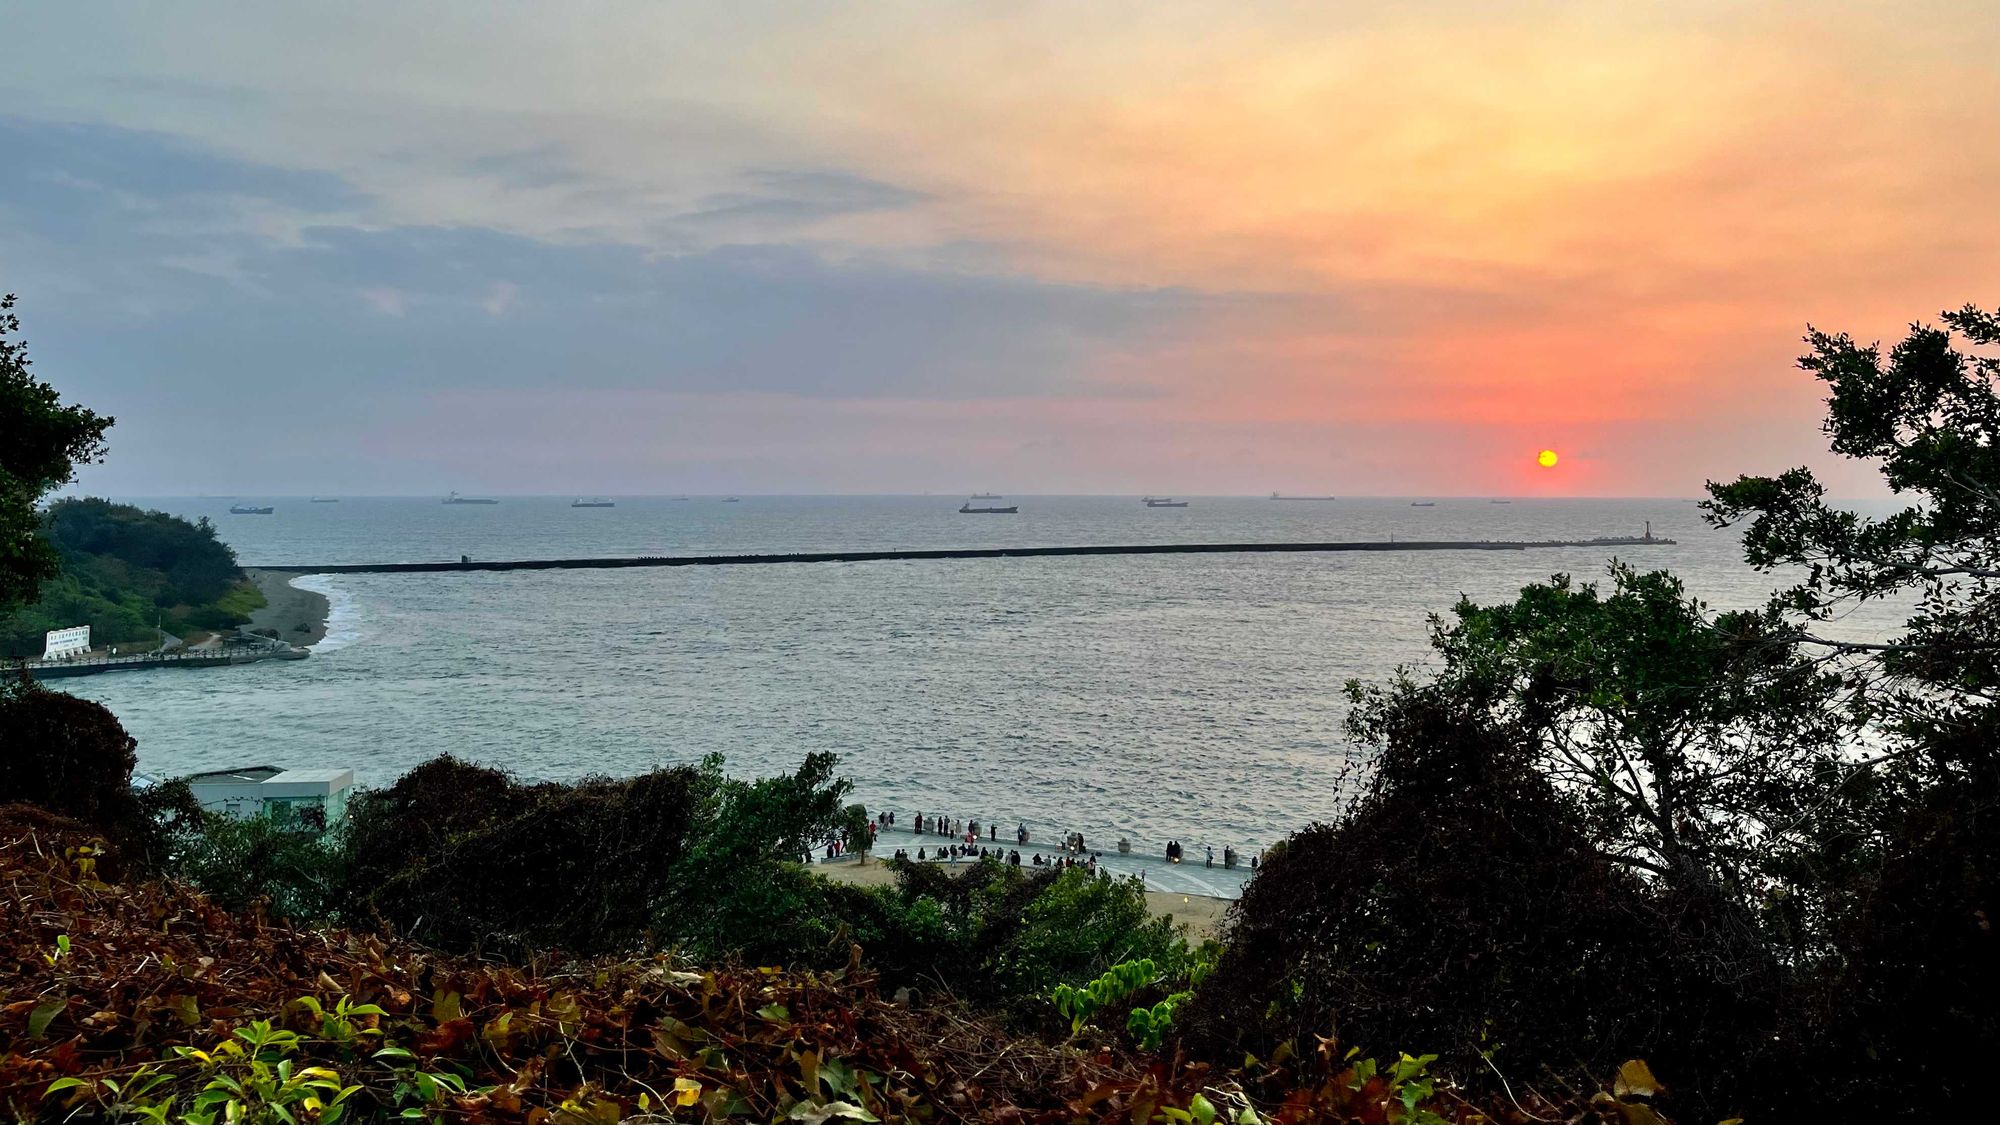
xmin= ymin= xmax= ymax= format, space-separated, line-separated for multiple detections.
xmin=43 ymin=625 xmax=91 ymax=660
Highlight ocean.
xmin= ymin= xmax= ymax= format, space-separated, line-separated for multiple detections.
xmin=60 ymin=494 xmax=1902 ymax=896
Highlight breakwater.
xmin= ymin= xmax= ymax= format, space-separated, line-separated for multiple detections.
xmin=259 ymin=533 xmax=1675 ymax=574
xmin=21 ymin=644 xmax=309 ymax=680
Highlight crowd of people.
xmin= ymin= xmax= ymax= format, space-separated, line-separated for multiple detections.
xmin=849 ymin=810 xmax=1260 ymax=874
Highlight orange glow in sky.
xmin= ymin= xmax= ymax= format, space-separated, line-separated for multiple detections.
xmin=7 ymin=3 xmax=1999 ymax=496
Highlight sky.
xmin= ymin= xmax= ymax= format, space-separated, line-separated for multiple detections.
xmin=3 ymin=2 xmax=1996 ymax=497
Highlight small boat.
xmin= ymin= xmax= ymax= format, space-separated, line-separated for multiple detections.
xmin=1143 ymin=497 xmax=1189 ymax=507
xmin=1269 ymin=492 xmax=1337 ymax=501
xmin=959 ymin=499 xmax=1018 ymax=513
xmin=571 ymin=497 xmax=616 ymax=508
xmin=309 ymin=497 xmax=339 ymax=503
xmin=1411 ymin=501 xmax=1436 ymax=507
xmin=670 ymin=496 xmax=691 ymax=501
xmin=228 ymin=505 xmax=274 ymax=515
xmin=722 ymin=497 xmax=741 ymax=503
xmin=1489 ymin=499 xmax=1512 ymax=504
xmin=443 ymin=492 xmax=499 ymax=505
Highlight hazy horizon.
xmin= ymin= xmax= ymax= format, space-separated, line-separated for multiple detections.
xmin=7 ymin=3 xmax=1995 ymax=499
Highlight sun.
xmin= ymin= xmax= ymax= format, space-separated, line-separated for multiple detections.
xmin=1537 ymin=449 xmax=1559 ymax=468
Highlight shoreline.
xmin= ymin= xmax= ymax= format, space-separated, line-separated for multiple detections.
xmin=245 ymin=568 xmax=332 ymax=646
xmin=813 ymin=855 xmax=1232 ymax=942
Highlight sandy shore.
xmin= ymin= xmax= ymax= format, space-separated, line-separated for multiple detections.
xmin=813 ymin=856 xmax=1233 ymax=943
xmin=246 ymin=569 xmax=332 ymax=646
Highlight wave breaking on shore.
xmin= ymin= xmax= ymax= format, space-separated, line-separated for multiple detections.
xmin=291 ymin=574 xmax=361 ymax=652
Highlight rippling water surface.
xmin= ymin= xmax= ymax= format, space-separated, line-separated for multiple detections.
xmin=64 ymin=495 xmax=1896 ymax=895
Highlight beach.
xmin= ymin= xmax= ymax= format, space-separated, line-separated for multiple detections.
xmin=246 ymin=568 xmax=331 ymax=646
xmin=813 ymin=855 xmax=1232 ymax=942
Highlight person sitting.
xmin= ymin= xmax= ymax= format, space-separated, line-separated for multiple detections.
xmin=917 ymin=847 xmax=926 ymax=861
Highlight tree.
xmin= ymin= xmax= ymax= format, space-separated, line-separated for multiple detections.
xmin=1703 ymin=305 xmax=1999 ymax=1116
xmin=1705 ymin=303 xmax=1997 ymax=725
xmin=1354 ymin=563 xmax=1849 ymax=913
xmin=842 ymin=802 xmax=873 ymax=862
xmin=0 ymin=294 xmax=113 ymax=612
xmin=1189 ymin=687 xmax=1774 ymax=1116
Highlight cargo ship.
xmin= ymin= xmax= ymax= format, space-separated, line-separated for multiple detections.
xmin=959 ymin=495 xmax=1018 ymax=513
xmin=443 ymin=492 xmax=499 ymax=505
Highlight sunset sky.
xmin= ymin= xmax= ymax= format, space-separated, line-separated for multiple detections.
xmin=3 ymin=2 xmax=1995 ymax=496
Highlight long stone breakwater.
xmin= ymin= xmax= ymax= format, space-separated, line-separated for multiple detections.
xmin=261 ymin=534 xmax=1675 ymax=574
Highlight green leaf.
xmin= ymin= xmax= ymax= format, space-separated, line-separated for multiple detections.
xmin=757 ymin=1003 xmax=791 ymax=1022
xmin=789 ymin=1100 xmax=880 ymax=1125
xmin=28 ymin=1000 xmax=63 ymax=1039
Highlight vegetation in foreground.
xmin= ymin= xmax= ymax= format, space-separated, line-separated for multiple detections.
xmin=0 ymin=808 xmax=1668 ymax=1124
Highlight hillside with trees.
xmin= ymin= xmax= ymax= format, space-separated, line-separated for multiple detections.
xmin=0 ymin=497 xmax=263 ymax=657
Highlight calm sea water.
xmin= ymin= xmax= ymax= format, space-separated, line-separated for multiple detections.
xmin=62 ymin=495 xmax=1899 ymax=896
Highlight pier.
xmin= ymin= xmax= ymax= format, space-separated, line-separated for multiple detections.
xmin=18 ymin=638 xmax=309 ymax=680
xmin=258 ymin=532 xmax=1675 ymax=575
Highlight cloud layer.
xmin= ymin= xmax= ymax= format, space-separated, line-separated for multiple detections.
xmin=3 ymin=2 xmax=1995 ymax=495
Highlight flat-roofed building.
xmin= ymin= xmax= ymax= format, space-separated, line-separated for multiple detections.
xmin=185 ymin=765 xmax=354 ymax=830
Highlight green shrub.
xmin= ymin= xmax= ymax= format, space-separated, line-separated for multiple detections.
xmin=172 ymin=813 xmax=349 ymax=921
xmin=828 ymin=859 xmax=1188 ymax=1014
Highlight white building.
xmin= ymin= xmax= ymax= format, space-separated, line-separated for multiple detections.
xmin=185 ymin=765 xmax=355 ymax=830
xmin=42 ymin=625 xmax=90 ymax=660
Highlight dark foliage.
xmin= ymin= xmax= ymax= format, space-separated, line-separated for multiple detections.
xmin=342 ymin=756 xmax=706 ymax=957
xmin=1698 ymin=305 xmax=2000 ymax=1119
xmin=1416 ymin=563 xmax=1847 ymax=910
xmin=0 ymin=293 xmax=113 ymax=612
xmin=1770 ymin=706 xmax=2000 ymax=1116
xmin=1706 ymin=304 xmax=2000 ymax=708
xmin=1 ymin=824 xmax=1663 ymax=1124
xmin=1185 ymin=689 xmax=1774 ymax=1120
xmin=0 ymin=671 xmax=191 ymax=870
